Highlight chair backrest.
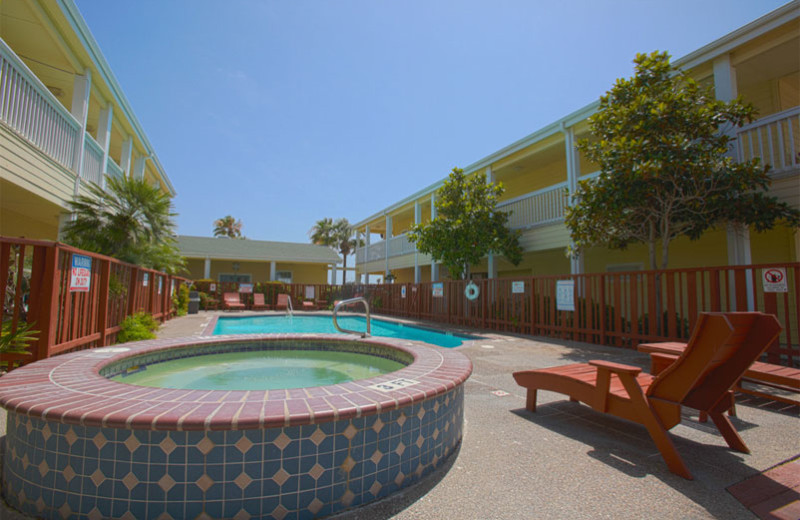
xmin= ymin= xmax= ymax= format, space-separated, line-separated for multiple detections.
xmin=254 ymin=293 xmax=265 ymax=305
xmin=223 ymin=292 xmax=239 ymax=302
xmin=647 ymin=312 xmax=782 ymax=410
xmin=276 ymin=294 xmax=289 ymax=305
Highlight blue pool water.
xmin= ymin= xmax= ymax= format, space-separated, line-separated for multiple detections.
xmin=212 ymin=315 xmax=474 ymax=348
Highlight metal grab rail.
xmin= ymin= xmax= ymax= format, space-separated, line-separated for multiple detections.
xmin=332 ymin=297 xmax=371 ymax=338
xmin=286 ymin=295 xmax=293 ymax=317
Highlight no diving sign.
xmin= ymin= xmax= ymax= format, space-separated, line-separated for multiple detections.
xmin=762 ymin=268 xmax=788 ymax=293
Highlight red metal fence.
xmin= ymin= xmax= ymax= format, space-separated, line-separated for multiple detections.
xmin=1 ymin=237 xmax=189 ymax=369
xmin=364 ymin=263 xmax=799 ymax=366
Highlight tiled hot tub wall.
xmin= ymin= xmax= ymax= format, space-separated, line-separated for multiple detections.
xmin=3 ymin=387 xmax=464 ymax=520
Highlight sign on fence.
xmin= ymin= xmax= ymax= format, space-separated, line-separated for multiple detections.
xmin=432 ymin=283 xmax=444 ymax=298
xmin=512 ymin=281 xmax=525 ymax=294
xmin=401 ymin=286 xmax=406 ymax=298
xmin=305 ymin=286 xmax=315 ymax=299
xmin=762 ymin=268 xmax=788 ymax=293
xmin=158 ymin=277 xmax=163 ymax=295
xmin=240 ymin=283 xmax=253 ymax=294
xmin=69 ymin=254 xmax=92 ymax=292
xmin=556 ymin=280 xmax=575 ymax=311
xmin=143 ymin=273 xmax=149 ymax=287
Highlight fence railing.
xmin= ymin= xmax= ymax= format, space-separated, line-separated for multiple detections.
xmin=1 ymin=237 xmax=189 ymax=370
xmin=737 ymin=105 xmax=800 ymax=177
xmin=497 ymin=181 xmax=569 ymax=229
xmin=0 ymin=38 xmax=80 ymax=170
xmin=362 ymin=263 xmax=799 ymax=366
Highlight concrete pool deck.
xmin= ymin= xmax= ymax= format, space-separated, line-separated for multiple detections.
xmin=2 ymin=310 xmax=798 ymax=519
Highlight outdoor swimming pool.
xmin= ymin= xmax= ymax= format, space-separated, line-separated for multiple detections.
xmin=211 ymin=315 xmax=476 ymax=347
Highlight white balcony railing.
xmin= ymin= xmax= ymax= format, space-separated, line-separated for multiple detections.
xmin=389 ymin=234 xmax=416 ymax=257
xmin=0 ymin=38 xmax=81 ymax=170
xmin=81 ymin=134 xmax=104 ymax=186
xmin=497 ymin=182 xmax=569 ymax=229
xmin=106 ymin=157 xmax=124 ymax=179
xmin=737 ymin=106 xmax=799 ymax=177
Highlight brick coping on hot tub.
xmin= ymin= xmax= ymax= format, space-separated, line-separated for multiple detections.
xmin=0 ymin=334 xmax=472 ymax=432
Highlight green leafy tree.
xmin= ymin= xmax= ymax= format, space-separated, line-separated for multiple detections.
xmin=213 ymin=215 xmax=243 ymax=238
xmin=567 ymin=51 xmax=800 ymax=270
xmin=309 ymin=218 xmax=361 ymax=284
xmin=408 ymin=167 xmax=522 ymax=279
xmin=62 ymin=175 xmax=185 ymax=274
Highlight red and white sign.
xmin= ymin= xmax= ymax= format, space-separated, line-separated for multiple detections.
xmin=69 ymin=254 xmax=92 ymax=292
xmin=762 ymin=268 xmax=788 ymax=293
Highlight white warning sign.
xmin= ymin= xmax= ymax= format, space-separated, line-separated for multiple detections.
xmin=762 ymin=268 xmax=788 ymax=293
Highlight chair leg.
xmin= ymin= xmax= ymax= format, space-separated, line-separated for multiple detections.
xmin=708 ymin=411 xmax=749 ymax=453
xmin=526 ymin=389 xmax=538 ymax=412
xmin=641 ymin=413 xmax=693 ymax=480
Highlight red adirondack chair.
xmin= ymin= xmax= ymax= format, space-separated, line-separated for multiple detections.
xmin=251 ymin=293 xmax=269 ymax=310
xmin=222 ymin=292 xmax=245 ymax=311
xmin=513 ymin=312 xmax=782 ymax=479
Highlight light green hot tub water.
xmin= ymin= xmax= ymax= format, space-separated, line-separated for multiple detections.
xmin=111 ymin=349 xmax=405 ymax=390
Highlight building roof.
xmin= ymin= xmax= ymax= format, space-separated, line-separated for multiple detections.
xmin=177 ymin=235 xmax=341 ymax=264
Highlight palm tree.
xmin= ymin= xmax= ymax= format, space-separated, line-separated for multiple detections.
xmin=61 ymin=175 xmax=184 ymax=273
xmin=309 ymin=218 xmax=360 ymax=284
xmin=213 ymin=215 xmax=243 ymax=238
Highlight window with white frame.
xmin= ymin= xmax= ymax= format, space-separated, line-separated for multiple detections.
xmin=275 ymin=271 xmax=292 ymax=283
xmin=219 ymin=273 xmax=252 ymax=283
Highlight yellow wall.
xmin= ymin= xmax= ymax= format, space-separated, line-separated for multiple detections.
xmin=182 ymin=259 xmax=329 ymax=284
xmin=0 ymin=205 xmax=59 ymax=239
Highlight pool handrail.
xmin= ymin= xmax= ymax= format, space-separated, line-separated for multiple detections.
xmin=333 ymin=297 xmax=371 ymax=338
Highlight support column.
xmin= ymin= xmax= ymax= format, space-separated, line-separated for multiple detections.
xmin=715 ymin=54 xmax=753 ymax=310
xmin=97 ymin=103 xmax=113 ymax=188
xmin=384 ymin=214 xmax=392 ymax=277
xmin=133 ymin=156 xmax=147 ymax=180
xmin=563 ymin=123 xmax=585 ymax=276
xmin=203 ymin=257 xmax=211 ymax=279
xmin=485 ymin=167 xmax=498 ymax=279
xmin=120 ymin=137 xmax=133 ymax=177
xmin=70 ymin=69 xmax=91 ymax=195
xmin=414 ymin=201 xmax=421 ymax=283
xmin=430 ymin=193 xmax=439 ymax=281
xmin=270 ymin=261 xmax=276 ymax=282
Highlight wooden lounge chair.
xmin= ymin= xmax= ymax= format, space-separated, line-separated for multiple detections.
xmin=512 ymin=312 xmax=782 ymax=479
xmin=275 ymin=294 xmax=291 ymax=311
xmin=222 ymin=292 xmax=245 ymax=311
xmin=251 ymin=293 xmax=270 ymax=310
xmin=302 ymin=300 xmax=316 ymax=311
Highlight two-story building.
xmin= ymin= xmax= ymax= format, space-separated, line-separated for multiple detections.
xmin=353 ymin=3 xmax=799 ymax=283
xmin=1 ymin=0 xmax=175 ymax=240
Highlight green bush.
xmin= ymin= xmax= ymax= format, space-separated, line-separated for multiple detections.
xmin=117 ymin=313 xmax=160 ymax=343
xmin=173 ymin=284 xmax=190 ymax=316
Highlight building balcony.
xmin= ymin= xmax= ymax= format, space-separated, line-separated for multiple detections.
xmin=737 ymin=105 xmax=799 ymax=179
xmin=1 ymin=38 xmax=126 ymax=192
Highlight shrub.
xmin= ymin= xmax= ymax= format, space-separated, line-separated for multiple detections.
xmin=173 ymin=284 xmax=190 ymax=316
xmin=117 ymin=313 xmax=160 ymax=343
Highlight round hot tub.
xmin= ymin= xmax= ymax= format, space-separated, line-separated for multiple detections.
xmin=0 ymin=334 xmax=471 ymax=520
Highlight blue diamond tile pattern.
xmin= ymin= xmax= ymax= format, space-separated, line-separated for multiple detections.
xmin=2 ymin=387 xmax=464 ymax=519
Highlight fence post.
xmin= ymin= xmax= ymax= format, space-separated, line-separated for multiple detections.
xmin=127 ymin=267 xmax=139 ymax=316
xmin=149 ymin=272 xmax=157 ymax=315
xmin=97 ymin=260 xmax=110 ymax=346
xmin=27 ymin=245 xmax=60 ymax=361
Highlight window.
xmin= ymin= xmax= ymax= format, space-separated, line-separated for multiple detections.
xmin=275 ymin=271 xmax=292 ymax=283
xmin=219 ymin=273 xmax=251 ymax=283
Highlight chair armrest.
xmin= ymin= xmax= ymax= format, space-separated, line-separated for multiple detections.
xmin=589 ymin=360 xmax=642 ymax=376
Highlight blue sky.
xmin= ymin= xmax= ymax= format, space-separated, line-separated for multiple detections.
xmin=76 ymin=0 xmax=788 ymax=245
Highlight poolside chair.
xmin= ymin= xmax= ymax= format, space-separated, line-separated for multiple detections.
xmin=222 ymin=292 xmax=245 ymax=311
xmin=275 ymin=294 xmax=291 ymax=311
xmin=251 ymin=293 xmax=270 ymax=310
xmin=512 ymin=312 xmax=782 ymax=479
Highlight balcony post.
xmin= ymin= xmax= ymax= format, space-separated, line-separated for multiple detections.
xmin=485 ymin=166 xmax=498 ymax=279
xmin=270 ymin=260 xmax=276 ymax=282
xmin=384 ymin=214 xmax=392 ymax=277
xmin=430 ymin=193 xmax=439 ymax=281
xmin=120 ymin=137 xmax=133 ymax=176
xmin=204 ymin=257 xmax=211 ymax=279
xmin=414 ymin=201 xmax=421 ymax=283
xmin=133 ymin=155 xmax=147 ymax=180
xmin=70 ymin=68 xmax=92 ymax=195
xmin=97 ymin=103 xmax=113 ymax=188
xmin=563 ymin=124 xmax=584 ymax=276
xmin=715 ymin=54 xmax=753 ymax=309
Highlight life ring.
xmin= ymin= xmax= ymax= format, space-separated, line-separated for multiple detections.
xmin=464 ymin=281 xmax=480 ymax=301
